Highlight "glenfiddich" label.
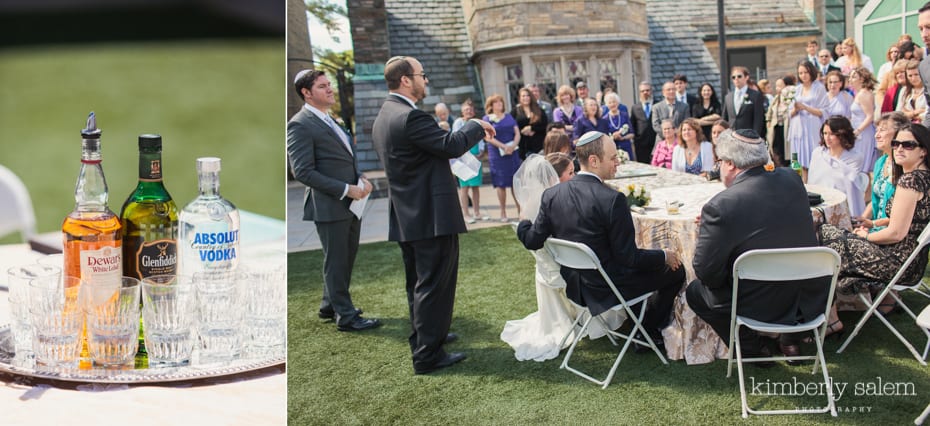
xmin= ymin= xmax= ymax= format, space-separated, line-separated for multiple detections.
xmin=135 ymin=238 xmax=177 ymax=278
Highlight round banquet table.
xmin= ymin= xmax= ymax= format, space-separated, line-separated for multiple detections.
xmin=631 ymin=183 xmax=853 ymax=364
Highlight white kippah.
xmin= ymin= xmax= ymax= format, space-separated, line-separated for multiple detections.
xmin=294 ymin=69 xmax=312 ymax=84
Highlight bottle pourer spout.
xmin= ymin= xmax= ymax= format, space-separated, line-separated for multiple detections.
xmin=81 ymin=111 xmax=102 ymax=138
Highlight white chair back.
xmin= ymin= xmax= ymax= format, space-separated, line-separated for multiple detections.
xmin=727 ymin=247 xmax=842 ymax=417
xmin=543 ymin=237 xmax=667 ymax=388
xmin=0 ymin=164 xmax=37 ymax=242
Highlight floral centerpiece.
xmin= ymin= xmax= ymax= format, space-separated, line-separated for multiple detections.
xmin=616 ymin=149 xmax=630 ymax=164
xmin=619 ymin=183 xmax=650 ymax=207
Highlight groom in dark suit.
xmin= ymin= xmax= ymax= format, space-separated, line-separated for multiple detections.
xmin=686 ymin=129 xmax=831 ymax=359
xmin=372 ymin=56 xmax=495 ymax=374
xmin=287 ymin=69 xmax=379 ymax=332
xmin=516 ymin=131 xmax=685 ymax=348
xmin=722 ymin=66 xmax=765 ymax=136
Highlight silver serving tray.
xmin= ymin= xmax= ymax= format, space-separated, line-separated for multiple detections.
xmin=0 ymin=324 xmax=285 ymax=384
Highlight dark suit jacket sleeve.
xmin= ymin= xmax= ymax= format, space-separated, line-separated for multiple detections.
xmin=608 ymin=193 xmax=665 ymax=271
xmin=692 ymin=198 xmax=730 ymax=288
xmin=406 ymin=109 xmax=483 ymax=158
xmin=517 ymin=190 xmax=554 ymax=250
xmin=286 ymin=118 xmax=347 ymax=197
xmin=722 ymin=94 xmax=731 ymax=122
xmin=752 ymin=90 xmax=765 ymax=135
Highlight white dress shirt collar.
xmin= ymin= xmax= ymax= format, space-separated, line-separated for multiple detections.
xmin=577 ymin=171 xmax=603 ymax=182
xmin=390 ymin=92 xmax=418 ymax=109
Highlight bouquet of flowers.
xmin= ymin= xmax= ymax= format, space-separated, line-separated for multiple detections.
xmin=620 ymin=183 xmax=650 ymax=207
xmin=781 ymin=86 xmax=797 ymax=104
xmin=616 ymin=149 xmax=630 ymax=164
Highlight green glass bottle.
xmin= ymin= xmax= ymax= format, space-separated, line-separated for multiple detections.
xmin=120 ymin=134 xmax=179 ymax=362
xmin=790 ymin=152 xmax=802 ymax=177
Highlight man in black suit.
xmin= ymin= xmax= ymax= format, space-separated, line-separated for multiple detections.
xmin=673 ymin=74 xmax=699 ymax=108
xmin=816 ymin=49 xmax=841 ymax=81
xmin=802 ymin=39 xmax=819 ymax=67
xmin=686 ymin=129 xmax=831 ymax=359
xmin=630 ymin=81 xmax=656 ymax=163
xmin=371 ymin=56 xmax=495 ymax=374
xmin=287 ymin=69 xmax=379 ymax=332
xmin=516 ymin=131 xmax=685 ymax=349
xmin=722 ymin=66 xmax=765 ymax=136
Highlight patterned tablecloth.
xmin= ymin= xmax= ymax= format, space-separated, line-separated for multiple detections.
xmin=609 ymin=164 xmax=854 ymax=364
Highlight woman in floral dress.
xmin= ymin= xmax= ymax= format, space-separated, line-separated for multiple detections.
xmin=818 ymin=123 xmax=930 ymax=336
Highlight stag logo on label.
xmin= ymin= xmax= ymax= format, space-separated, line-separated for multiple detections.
xmin=136 ymin=239 xmax=177 ymax=278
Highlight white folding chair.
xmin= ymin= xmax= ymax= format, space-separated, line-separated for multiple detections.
xmin=726 ymin=247 xmax=840 ymax=418
xmin=915 ymin=306 xmax=930 ymax=425
xmin=836 ymin=223 xmax=930 ymax=365
xmin=544 ymin=238 xmax=667 ymax=389
xmin=0 ymin=164 xmax=37 ymax=242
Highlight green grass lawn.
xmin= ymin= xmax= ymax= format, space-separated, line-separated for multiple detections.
xmin=288 ymin=226 xmax=930 ymax=425
xmin=0 ymin=39 xmax=285 ymax=242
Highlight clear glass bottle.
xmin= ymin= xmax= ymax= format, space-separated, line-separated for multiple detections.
xmin=179 ymin=157 xmax=240 ymax=276
xmin=62 ymin=112 xmax=123 ymax=285
xmin=790 ymin=152 xmax=802 ymax=177
xmin=62 ymin=112 xmax=123 ymax=369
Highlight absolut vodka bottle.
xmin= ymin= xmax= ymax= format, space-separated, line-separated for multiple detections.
xmin=179 ymin=157 xmax=240 ymax=275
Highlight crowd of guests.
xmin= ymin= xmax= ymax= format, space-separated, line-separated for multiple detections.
xmin=433 ymin=25 xmax=930 ymax=363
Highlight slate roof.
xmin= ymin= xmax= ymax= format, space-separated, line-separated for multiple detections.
xmin=378 ymin=1 xmax=820 ymax=106
xmin=646 ymin=0 xmax=820 ymax=93
xmin=384 ymin=0 xmax=480 ymax=108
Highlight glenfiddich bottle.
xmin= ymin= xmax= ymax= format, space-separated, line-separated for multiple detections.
xmin=120 ymin=134 xmax=179 ymax=280
xmin=179 ymin=157 xmax=240 ymax=276
xmin=120 ymin=134 xmax=178 ymax=361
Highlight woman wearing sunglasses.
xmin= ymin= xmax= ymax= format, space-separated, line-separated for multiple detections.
xmin=818 ymin=123 xmax=930 ymax=335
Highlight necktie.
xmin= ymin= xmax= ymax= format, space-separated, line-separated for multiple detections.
xmin=644 ymin=102 xmax=651 ymax=118
xmin=735 ymin=89 xmax=744 ymax=114
xmin=324 ymin=115 xmax=353 ymax=155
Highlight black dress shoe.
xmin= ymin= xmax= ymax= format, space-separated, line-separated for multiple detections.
xmin=779 ymin=342 xmax=809 ymax=366
xmin=741 ymin=345 xmax=775 ymax=369
xmin=633 ymin=333 xmax=665 ymax=354
xmin=337 ymin=316 xmax=382 ymax=332
xmin=444 ymin=333 xmax=459 ymax=345
xmin=318 ymin=308 xmax=363 ymax=320
xmin=414 ymin=352 xmax=466 ymax=375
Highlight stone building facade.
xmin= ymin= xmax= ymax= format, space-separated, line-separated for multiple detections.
xmin=348 ymin=0 xmax=828 ymax=172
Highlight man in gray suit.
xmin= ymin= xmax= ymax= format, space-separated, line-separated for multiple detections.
xmin=372 ymin=56 xmax=495 ymax=374
xmin=287 ymin=69 xmax=380 ymax=332
xmin=918 ymin=2 xmax=930 ymax=128
xmin=651 ymin=81 xmax=690 ymax=144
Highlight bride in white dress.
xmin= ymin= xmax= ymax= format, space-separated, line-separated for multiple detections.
xmin=500 ymin=153 xmax=625 ymax=361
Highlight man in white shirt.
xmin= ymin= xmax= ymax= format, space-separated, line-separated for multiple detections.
xmin=722 ymin=66 xmax=765 ymax=135
xmin=286 ymin=69 xmax=377 ymax=332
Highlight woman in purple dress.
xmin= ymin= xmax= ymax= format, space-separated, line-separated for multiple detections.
xmin=788 ymin=61 xmax=829 ymax=182
xmin=602 ymin=92 xmax=635 ymax=160
xmin=484 ymin=94 xmax=522 ymax=222
xmin=849 ymin=67 xmax=878 ymax=174
xmin=552 ymin=85 xmax=583 ymax=135
xmin=823 ymin=71 xmax=853 ymax=119
xmin=571 ymin=98 xmax=609 ymax=144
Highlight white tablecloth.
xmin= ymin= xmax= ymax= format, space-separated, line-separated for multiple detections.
xmin=630 ymin=183 xmax=852 ymax=364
